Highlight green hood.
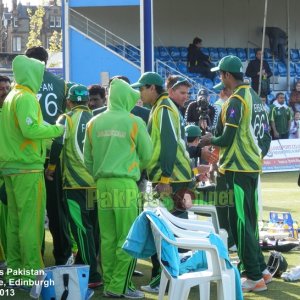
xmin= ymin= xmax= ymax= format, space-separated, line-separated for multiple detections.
xmin=108 ymin=78 xmax=140 ymax=112
xmin=13 ymin=55 xmax=45 ymax=94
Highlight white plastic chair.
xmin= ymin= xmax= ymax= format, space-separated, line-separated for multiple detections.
xmin=159 ymin=206 xmax=228 ymax=248
xmin=147 ymin=211 xmax=236 ymax=300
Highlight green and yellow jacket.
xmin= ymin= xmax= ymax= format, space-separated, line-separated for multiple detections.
xmin=84 ymin=78 xmax=152 ymax=182
xmin=147 ymin=93 xmax=192 ymax=184
xmin=0 ymin=55 xmax=64 ymax=174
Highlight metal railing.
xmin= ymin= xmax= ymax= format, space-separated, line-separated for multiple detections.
xmin=69 ymin=9 xmax=140 ymax=66
xmin=156 ymin=60 xmax=217 ymax=100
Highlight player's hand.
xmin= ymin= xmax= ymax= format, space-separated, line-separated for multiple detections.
xmin=201 ymin=146 xmax=219 ymax=163
xmin=45 ymin=168 xmax=55 ymax=181
xmin=274 ymin=130 xmax=280 ymax=138
xmin=199 ymin=133 xmax=213 ymax=148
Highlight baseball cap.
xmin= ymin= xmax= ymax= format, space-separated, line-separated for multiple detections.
xmin=197 ymin=88 xmax=209 ymax=98
xmin=211 ymin=55 xmax=243 ymax=73
xmin=131 ymin=72 xmax=164 ymax=88
xmin=68 ymin=84 xmax=89 ymax=102
xmin=170 ymin=76 xmax=191 ymax=89
xmin=185 ymin=125 xmax=202 ymax=138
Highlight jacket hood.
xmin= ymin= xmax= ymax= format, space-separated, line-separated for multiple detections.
xmin=13 ymin=55 xmax=45 ymax=93
xmin=108 ymin=78 xmax=140 ymax=112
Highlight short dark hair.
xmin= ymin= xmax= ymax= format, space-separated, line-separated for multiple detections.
xmin=276 ymin=92 xmax=285 ymax=99
xmin=88 ymin=84 xmax=106 ymax=98
xmin=220 ymin=70 xmax=244 ymax=81
xmin=154 ymin=85 xmax=165 ymax=95
xmin=166 ymin=75 xmax=192 ymax=90
xmin=193 ymin=37 xmax=202 ymax=45
xmin=109 ymin=75 xmax=130 ymax=86
xmin=25 ymin=46 xmax=48 ymax=64
xmin=255 ymin=48 xmax=262 ymax=55
xmin=0 ymin=75 xmax=11 ymax=83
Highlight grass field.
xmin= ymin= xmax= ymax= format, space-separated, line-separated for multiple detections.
xmin=3 ymin=172 xmax=300 ymax=300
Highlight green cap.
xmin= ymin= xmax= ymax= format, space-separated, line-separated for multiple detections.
xmin=68 ymin=84 xmax=89 ymax=102
xmin=131 ymin=72 xmax=164 ymax=88
xmin=211 ymin=55 xmax=243 ymax=73
xmin=185 ymin=125 xmax=202 ymax=138
xmin=213 ymin=82 xmax=225 ymax=91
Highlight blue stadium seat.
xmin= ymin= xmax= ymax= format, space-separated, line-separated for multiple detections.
xmin=154 ymin=47 xmax=160 ymax=60
xmin=115 ymin=45 xmax=126 ymax=55
xmin=126 ymin=46 xmax=140 ymax=62
xmin=177 ymin=61 xmax=187 ymax=74
xmin=201 ymin=47 xmax=209 ymax=56
xmin=107 ymin=45 xmax=116 ymax=52
xmin=166 ymin=61 xmax=177 ymax=70
xmin=209 ymin=48 xmax=219 ymax=61
xmin=270 ymin=62 xmax=279 ymax=76
xmin=247 ymin=48 xmax=256 ymax=60
xmin=290 ymin=62 xmax=296 ymax=77
xmin=277 ymin=62 xmax=287 ymax=77
xmin=267 ymin=93 xmax=275 ymax=104
xmin=290 ymin=49 xmax=299 ymax=62
xmin=295 ymin=62 xmax=300 ymax=76
xmin=169 ymin=47 xmax=181 ymax=61
xmin=193 ymin=77 xmax=204 ymax=85
xmin=226 ymin=48 xmax=237 ymax=56
xmin=218 ymin=48 xmax=228 ymax=59
xmin=236 ymin=48 xmax=247 ymax=61
xmin=179 ymin=47 xmax=188 ymax=61
xmin=203 ymin=78 xmax=214 ymax=90
xmin=263 ymin=48 xmax=272 ymax=61
xmin=213 ymin=76 xmax=221 ymax=86
xmin=158 ymin=46 xmax=170 ymax=61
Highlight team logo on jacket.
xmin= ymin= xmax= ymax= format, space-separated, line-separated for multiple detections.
xmin=26 ymin=117 xmax=33 ymax=125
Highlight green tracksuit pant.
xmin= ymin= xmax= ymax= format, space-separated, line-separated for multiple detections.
xmin=97 ymin=178 xmax=139 ymax=295
xmin=4 ymin=172 xmax=46 ymax=283
xmin=65 ymin=189 xmax=101 ymax=284
xmin=225 ymin=171 xmax=267 ymax=281
xmin=0 ymin=178 xmax=7 ymax=261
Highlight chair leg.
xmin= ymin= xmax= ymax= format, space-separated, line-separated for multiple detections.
xmin=168 ymin=280 xmax=185 ymax=300
xmin=199 ymin=282 xmax=210 ymax=300
xmin=158 ymin=271 xmax=168 ymax=300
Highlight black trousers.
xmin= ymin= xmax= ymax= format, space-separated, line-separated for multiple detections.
xmin=45 ymin=159 xmax=72 ymax=265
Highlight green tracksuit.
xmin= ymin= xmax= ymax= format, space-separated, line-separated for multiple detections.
xmin=49 ymin=105 xmax=101 ymax=284
xmin=84 ymin=78 xmax=152 ymax=295
xmin=211 ymin=84 xmax=271 ymax=281
xmin=0 ymin=55 xmax=64 ymax=284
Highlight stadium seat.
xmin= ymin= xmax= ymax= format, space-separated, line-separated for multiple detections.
xmin=115 ymin=45 xmax=126 ymax=55
xmin=213 ymin=76 xmax=222 ymax=86
xmin=267 ymin=93 xmax=275 ymax=104
xmin=209 ymin=48 xmax=219 ymax=61
xmin=107 ymin=45 xmax=116 ymax=52
xmin=154 ymin=47 xmax=160 ymax=60
xmin=177 ymin=61 xmax=187 ymax=74
xmin=166 ymin=61 xmax=177 ymax=70
xmin=125 ymin=46 xmax=140 ymax=62
xmin=264 ymin=48 xmax=273 ymax=61
xmin=169 ymin=47 xmax=181 ymax=61
xmin=201 ymin=47 xmax=209 ymax=56
xmin=236 ymin=48 xmax=247 ymax=61
xmin=226 ymin=48 xmax=237 ymax=56
xmin=179 ymin=47 xmax=188 ymax=61
xmin=209 ymin=94 xmax=218 ymax=104
xmin=218 ymin=48 xmax=228 ymax=59
xmin=203 ymin=78 xmax=214 ymax=90
xmin=278 ymin=62 xmax=287 ymax=77
xmin=295 ymin=62 xmax=300 ymax=76
xmin=289 ymin=62 xmax=296 ymax=77
xmin=247 ymin=48 xmax=256 ymax=60
xmin=270 ymin=62 xmax=279 ymax=76
xmin=290 ymin=49 xmax=299 ymax=62
xmin=158 ymin=46 xmax=170 ymax=61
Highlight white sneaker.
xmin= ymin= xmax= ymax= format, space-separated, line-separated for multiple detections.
xmin=140 ymin=284 xmax=159 ymax=294
xmin=281 ymin=266 xmax=300 ymax=282
xmin=123 ymin=289 xmax=145 ymax=299
xmin=241 ymin=277 xmax=267 ymax=292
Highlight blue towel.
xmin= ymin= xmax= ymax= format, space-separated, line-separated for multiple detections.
xmin=123 ymin=211 xmax=180 ymax=277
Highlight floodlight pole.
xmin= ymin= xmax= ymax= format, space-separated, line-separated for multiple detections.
xmin=258 ymin=0 xmax=268 ymax=97
xmin=140 ymin=0 xmax=154 ymax=73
